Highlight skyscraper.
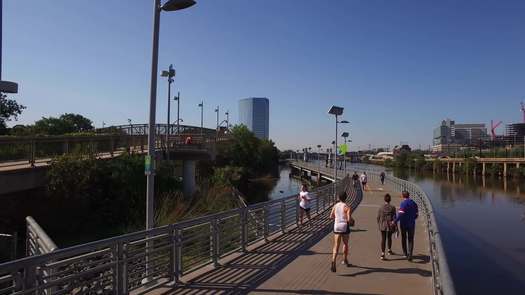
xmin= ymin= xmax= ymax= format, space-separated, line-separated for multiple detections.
xmin=238 ymin=97 xmax=269 ymax=140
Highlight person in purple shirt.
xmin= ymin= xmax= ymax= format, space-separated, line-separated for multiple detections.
xmin=393 ymin=191 xmax=419 ymax=261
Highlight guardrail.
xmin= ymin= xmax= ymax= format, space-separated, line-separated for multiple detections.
xmin=25 ymin=217 xmax=58 ymax=257
xmin=0 ymin=178 xmax=356 ymax=295
xmin=367 ymin=172 xmax=456 ymax=295
xmin=0 ymin=130 xmax=230 ymax=169
xmin=289 ymin=160 xmax=455 ymax=295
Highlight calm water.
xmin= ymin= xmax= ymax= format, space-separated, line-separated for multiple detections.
xmin=300 ymin=160 xmax=525 ymax=294
xmin=400 ymin=171 xmax=525 ymax=294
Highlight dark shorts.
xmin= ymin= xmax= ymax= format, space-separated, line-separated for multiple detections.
xmin=300 ymin=207 xmax=311 ymax=213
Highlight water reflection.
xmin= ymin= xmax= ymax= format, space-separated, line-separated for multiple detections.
xmin=388 ymin=168 xmax=525 ymax=294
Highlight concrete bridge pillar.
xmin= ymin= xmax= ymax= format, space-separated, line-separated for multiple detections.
xmin=447 ymin=162 xmax=450 ymax=174
xmin=503 ymin=163 xmax=507 ymax=178
xmin=183 ymin=160 xmax=196 ymax=198
xmin=452 ymin=162 xmax=456 ymax=173
xmin=517 ymin=163 xmax=520 ymax=169
xmin=482 ymin=163 xmax=486 ymax=176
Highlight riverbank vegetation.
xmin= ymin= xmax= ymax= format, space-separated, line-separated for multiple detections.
xmin=383 ymin=150 xmax=525 ymax=178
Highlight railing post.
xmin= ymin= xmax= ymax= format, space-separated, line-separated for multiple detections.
xmin=63 ymin=140 xmax=69 ymax=155
xmin=241 ymin=209 xmax=247 ymax=253
xmin=115 ymin=241 xmax=126 ymax=295
xmin=169 ymin=225 xmax=181 ymax=285
xmin=280 ymin=200 xmax=286 ymax=233
xmin=263 ymin=206 xmax=269 ymax=241
xmin=211 ymin=219 xmax=219 ymax=267
xmin=29 ymin=140 xmax=35 ymax=167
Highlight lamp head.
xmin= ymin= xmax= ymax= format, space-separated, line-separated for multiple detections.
xmin=341 ymin=132 xmax=349 ymax=138
xmin=161 ymin=0 xmax=196 ymax=11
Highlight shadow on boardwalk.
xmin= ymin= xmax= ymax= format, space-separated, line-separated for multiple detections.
xmin=142 ymin=211 xmax=335 ymax=295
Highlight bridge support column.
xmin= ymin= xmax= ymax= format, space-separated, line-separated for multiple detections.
xmin=482 ymin=163 xmax=486 ymax=176
xmin=183 ymin=160 xmax=196 ymax=198
xmin=452 ymin=162 xmax=456 ymax=173
xmin=503 ymin=163 xmax=507 ymax=178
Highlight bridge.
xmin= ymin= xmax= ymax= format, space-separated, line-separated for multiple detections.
xmin=0 ymin=124 xmax=228 ymax=195
xmin=0 ymin=161 xmax=455 ymax=295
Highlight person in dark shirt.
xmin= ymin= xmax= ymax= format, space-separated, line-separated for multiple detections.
xmin=351 ymin=172 xmax=359 ymax=186
xmin=393 ymin=191 xmax=419 ymax=261
xmin=380 ymin=171 xmax=386 ymax=185
xmin=377 ymin=194 xmax=397 ymax=260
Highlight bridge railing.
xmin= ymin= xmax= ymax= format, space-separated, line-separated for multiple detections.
xmin=370 ymin=173 xmax=455 ymax=295
xmin=0 ymin=126 xmax=229 ymax=168
xmin=0 ymin=178 xmax=355 ymax=295
xmin=290 ymin=160 xmax=455 ymax=295
xmin=25 ymin=217 xmax=58 ymax=257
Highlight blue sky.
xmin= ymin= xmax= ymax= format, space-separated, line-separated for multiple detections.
xmin=4 ymin=0 xmax=525 ymax=150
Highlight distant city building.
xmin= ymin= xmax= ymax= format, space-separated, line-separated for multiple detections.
xmin=238 ymin=97 xmax=269 ymax=140
xmin=433 ymin=119 xmax=487 ymax=148
xmin=505 ymin=123 xmax=525 ymax=145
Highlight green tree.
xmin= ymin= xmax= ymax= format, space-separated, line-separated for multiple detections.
xmin=33 ymin=113 xmax=94 ymax=135
xmin=0 ymin=94 xmax=25 ymax=135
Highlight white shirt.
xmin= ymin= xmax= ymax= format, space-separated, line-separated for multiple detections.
xmin=360 ymin=174 xmax=367 ymax=183
xmin=299 ymin=191 xmax=311 ymax=209
xmin=333 ymin=202 xmax=349 ymax=233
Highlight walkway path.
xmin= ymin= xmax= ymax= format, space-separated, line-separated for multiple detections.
xmin=141 ymin=179 xmax=432 ymax=295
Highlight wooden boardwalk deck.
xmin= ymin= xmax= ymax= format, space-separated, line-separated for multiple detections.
xmin=142 ymin=179 xmax=432 ymax=295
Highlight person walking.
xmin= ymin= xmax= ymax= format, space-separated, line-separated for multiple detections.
xmin=393 ymin=191 xmax=419 ymax=261
xmin=352 ymin=171 xmax=359 ymax=187
xmin=330 ymin=191 xmax=353 ymax=272
xmin=298 ymin=185 xmax=312 ymax=226
xmin=377 ymin=194 xmax=397 ymax=260
xmin=380 ymin=171 xmax=386 ymax=185
xmin=360 ymin=172 xmax=368 ymax=191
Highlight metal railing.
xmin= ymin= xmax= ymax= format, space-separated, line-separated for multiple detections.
xmin=0 ymin=124 xmax=230 ymax=169
xmin=290 ymin=160 xmax=455 ymax=295
xmin=25 ymin=217 xmax=58 ymax=257
xmin=0 ymin=178 xmax=355 ymax=295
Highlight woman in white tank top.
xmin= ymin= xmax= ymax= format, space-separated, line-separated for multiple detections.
xmin=329 ymin=191 xmax=352 ymax=272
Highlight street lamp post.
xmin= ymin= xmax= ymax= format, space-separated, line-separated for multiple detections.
xmin=225 ymin=110 xmax=229 ymax=131
xmin=215 ymin=105 xmax=220 ymax=138
xmin=329 ymin=106 xmax=344 ymax=197
xmin=198 ymin=101 xmax=203 ymax=137
xmin=342 ymin=132 xmax=349 ymax=175
xmin=174 ymin=92 xmax=180 ymax=136
xmin=317 ymin=144 xmax=322 ymax=183
xmin=161 ymin=64 xmax=175 ymax=160
xmin=145 ymin=0 xmax=196 ymax=283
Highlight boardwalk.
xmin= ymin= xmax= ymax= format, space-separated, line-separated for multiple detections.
xmin=142 ymin=178 xmax=432 ymax=295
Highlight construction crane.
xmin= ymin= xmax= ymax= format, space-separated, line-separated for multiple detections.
xmin=521 ymin=101 xmax=525 ymax=123
xmin=491 ymin=120 xmax=502 ymax=141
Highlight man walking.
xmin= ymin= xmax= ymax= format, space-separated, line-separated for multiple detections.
xmin=380 ymin=171 xmax=386 ymax=185
xmin=393 ymin=191 xmax=418 ymax=261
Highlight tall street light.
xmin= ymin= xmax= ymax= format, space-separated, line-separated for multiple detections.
xmin=161 ymin=64 xmax=175 ymax=160
xmin=317 ymin=144 xmax=322 ymax=182
xmin=145 ymin=0 xmax=196 ymax=232
xmin=341 ymin=131 xmax=349 ymax=174
xmin=0 ymin=0 xmax=18 ymax=94
xmin=225 ymin=110 xmax=230 ymax=131
xmin=198 ymin=101 xmax=203 ymax=137
xmin=328 ymin=106 xmax=344 ymax=196
xmin=174 ymin=92 xmax=181 ymax=136
xmin=215 ymin=105 xmax=220 ymax=138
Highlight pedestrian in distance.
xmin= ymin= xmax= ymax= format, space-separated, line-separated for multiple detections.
xmin=330 ymin=191 xmax=354 ymax=272
xmin=392 ymin=191 xmax=419 ymax=261
xmin=360 ymin=172 xmax=368 ymax=191
xmin=352 ymin=171 xmax=359 ymax=187
xmin=380 ymin=171 xmax=386 ymax=185
xmin=298 ymin=184 xmax=312 ymax=226
xmin=377 ymin=194 xmax=397 ymax=260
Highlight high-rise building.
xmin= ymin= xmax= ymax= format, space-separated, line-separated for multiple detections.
xmin=433 ymin=119 xmax=487 ymax=151
xmin=238 ymin=97 xmax=269 ymax=140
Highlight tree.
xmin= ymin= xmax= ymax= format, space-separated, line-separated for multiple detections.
xmin=33 ymin=113 xmax=94 ymax=135
xmin=0 ymin=94 xmax=25 ymax=135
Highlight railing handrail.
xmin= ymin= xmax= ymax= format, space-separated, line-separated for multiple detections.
xmin=0 ymin=178 xmax=355 ymax=295
xmin=290 ymin=160 xmax=456 ymax=295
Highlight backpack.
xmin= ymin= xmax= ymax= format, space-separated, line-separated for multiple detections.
xmin=382 ymin=205 xmax=397 ymax=232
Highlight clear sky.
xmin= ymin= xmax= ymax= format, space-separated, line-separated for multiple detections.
xmin=4 ymin=0 xmax=525 ymax=151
